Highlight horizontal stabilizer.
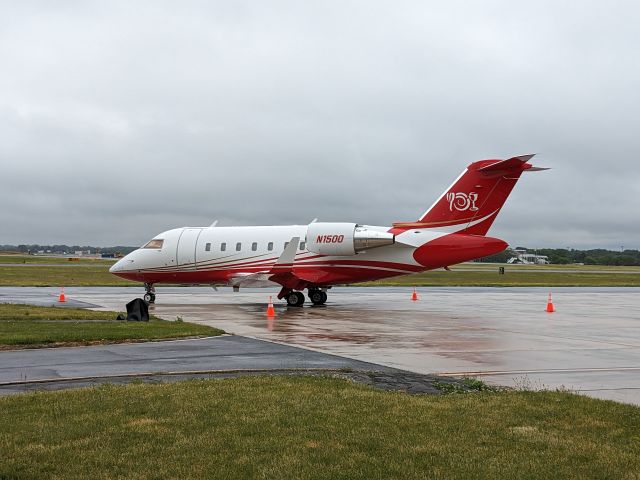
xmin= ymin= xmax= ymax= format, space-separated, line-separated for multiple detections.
xmin=524 ymin=166 xmax=550 ymax=172
xmin=477 ymin=154 xmax=536 ymax=174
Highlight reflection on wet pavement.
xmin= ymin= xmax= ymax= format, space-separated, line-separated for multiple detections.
xmin=2 ymin=286 xmax=639 ymax=405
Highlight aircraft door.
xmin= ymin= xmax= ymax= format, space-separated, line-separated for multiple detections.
xmin=176 ymin=228 xmax=203 ymax=270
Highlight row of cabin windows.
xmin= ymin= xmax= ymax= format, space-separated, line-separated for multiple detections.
xmin=204 ymin=241 xmax=306 ymax=252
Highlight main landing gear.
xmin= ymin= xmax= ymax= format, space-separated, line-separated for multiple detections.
xmin=285 ymin=289 xmax=328 ymax=307
xmin=143 ymin=283 xmax=156 ymax=304
xmin=308 ymin=289 xmax=328 ymax=306
xmin=286 ymin=291 xmax=305 ymax=307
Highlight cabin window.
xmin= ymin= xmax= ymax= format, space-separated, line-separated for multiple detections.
xmin=300 ymin=241 xmax=306 ymax=250
xmin=205 ymin=243 xmax=211 ymax=252
xmin=267 ymin=242 xmax=273 ymax=251
xmin=143 ymin=239 xmax=164 ymax=249
xmin=221 ymin=242 xmax=226 ymax=251
xmin=251 ymin=242 xmax=257 ymax=251
xmin=236 ymin=242 xmax=242 ymax=251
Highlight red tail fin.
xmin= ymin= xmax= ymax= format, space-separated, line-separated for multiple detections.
xmin=394 ymin=155 xmax=546 ymax=235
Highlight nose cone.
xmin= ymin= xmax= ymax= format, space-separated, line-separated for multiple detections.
xmin=108 ymin=251 xmax=145 ymax=282
xmin=109 ymin=258 xmax=125 ymax=274
xmin=109 ymin=252 xmax=137 ymax=275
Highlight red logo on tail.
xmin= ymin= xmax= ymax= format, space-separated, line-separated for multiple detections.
xmin=446 ymin=192 xmax=479 ymax=212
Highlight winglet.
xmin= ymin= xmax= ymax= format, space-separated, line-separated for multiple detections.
xmin=269 ymin=237 xmax=300 ymax=273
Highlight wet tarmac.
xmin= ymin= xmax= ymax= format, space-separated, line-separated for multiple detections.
xmin=0 ymin=335 xmax=415 ymax=395
xmin=1 ymin=286 xmax=639 ymax=405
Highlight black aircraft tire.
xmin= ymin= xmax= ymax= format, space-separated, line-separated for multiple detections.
xmin=287 ymin=292 xmax=304 ymax=307
xmin=309 ymin=290 xmax=324 ymax=305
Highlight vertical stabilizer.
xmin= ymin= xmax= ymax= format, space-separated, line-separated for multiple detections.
xmin=393 ymin=155 xmax=546 ymax=235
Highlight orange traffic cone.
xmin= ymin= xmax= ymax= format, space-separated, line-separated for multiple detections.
xmin=546 ymin=292 xmax=555 ymax=313
xmin=411 ymin=287 xmax=418 ymax=301
xmin=58 ymin=287 xmax=66 ymax=303
xmin=266 ymin=296 xmax=275 ymax=317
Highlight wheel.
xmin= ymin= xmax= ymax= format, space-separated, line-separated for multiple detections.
xmin=150 ymin=294 xmax=156 ymax=304
xmin=309 ymin=289 xmax=326 ymax=305
xmin=320 ymin=291 xmax=328 ymax=304
xmin=286 ymin=291 xmax=305 ymax=307
xmin=286 ymin=292 xmax=298 ymax=307
xmin=143 ymin=293 xmax=152 ymax=303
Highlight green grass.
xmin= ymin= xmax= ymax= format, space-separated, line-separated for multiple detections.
xmin=0 ymin=254 xmax=115 ymax=264
xmin=0 ymin=376 xmax=638 ymax=479
xmin=433 ymin=377 xmax=500 ymax=394
xmin=1 ymin=258 xmax=639 ymax=287
xmin=0 ymin=304 xmax=223 ymax=347
xmin=364 ymin=268 xmax=640 ymax=287
xmin=0 ymin=265 xmax=135 ymax=286
xmin=455 ymin=263 xmax=640 ymax=271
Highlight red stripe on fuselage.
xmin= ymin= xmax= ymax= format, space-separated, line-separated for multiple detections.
xmin=113 ymin=264 xmax=416 ymax=286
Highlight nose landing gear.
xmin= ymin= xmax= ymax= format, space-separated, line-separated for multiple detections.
xmin=143 ymin=283 xmax=156 ymax=304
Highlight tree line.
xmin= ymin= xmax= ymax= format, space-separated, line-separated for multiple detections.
xmin=0 ymin=245 xmax=137 ymax=255
xmin=1 ymin=244 xmax=639 ymax=266
xmin=481 ymin=248 xmax=640 ymax=266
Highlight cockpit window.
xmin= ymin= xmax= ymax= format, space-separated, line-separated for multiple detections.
xmin=143 ymin=239 xmax=164 ymax=249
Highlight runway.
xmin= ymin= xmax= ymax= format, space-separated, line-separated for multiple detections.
xmin=1 ymin=286 xmax=639 ymax=404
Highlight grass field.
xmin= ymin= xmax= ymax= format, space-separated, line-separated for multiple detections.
xmin=0 ymin=304 xmax=223 ymax=348
xmin=0 ymin=264 xmax=137 ymax=286
xmin=0 ymin=254 xmax=135 ymax=286
xmin=1 ymin=254 xmax=639 ymax=287
xmin=0 ymin=254 xmax=114 ymax=264
xmin=0 ymin=376 xmax=638 ymax=479
xmin=363 ymin=268 xmax=640 ymax=287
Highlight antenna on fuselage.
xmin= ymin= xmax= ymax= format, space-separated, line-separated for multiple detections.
xmin=210 ymin=220 xmax=218 ymax=227
xmin=310 ymin=218 xmax=318 ymax=223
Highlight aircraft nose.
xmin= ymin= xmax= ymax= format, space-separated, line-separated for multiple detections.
xmin=109 ymin=254 xmax=135 ymax=273
xmin=109 ymin=259 xmax=124 ymax=273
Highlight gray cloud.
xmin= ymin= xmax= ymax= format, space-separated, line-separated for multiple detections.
xmin=1 ymin=1 xmax=639 ymax=248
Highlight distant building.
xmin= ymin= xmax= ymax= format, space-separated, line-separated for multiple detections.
xmin=508 ymin=249 xmax=550 ymax=265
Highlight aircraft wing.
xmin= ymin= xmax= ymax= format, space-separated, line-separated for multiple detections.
xmin=227 ymin=271 xmax=273 ymax=288
xmin=268 ymin=237 xmax=308 ymax=291
xmin=227 ymin=237 xmax=304 ymax=289
xmin=269 ymin=237 xmax=299 ymax=273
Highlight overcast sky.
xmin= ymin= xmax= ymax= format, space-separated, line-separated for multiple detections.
xmin=1 ymin=1 xmax=639 ymax=249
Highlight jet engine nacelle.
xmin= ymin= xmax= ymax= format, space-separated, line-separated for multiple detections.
xmin=307 ymin=222 xmax=395 ymax=256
